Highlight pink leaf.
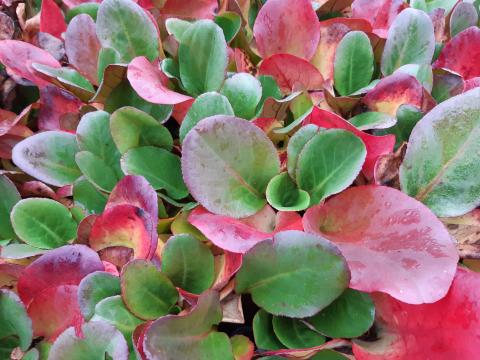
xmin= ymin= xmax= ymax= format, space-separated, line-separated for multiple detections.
xmin=160 ymin=0 xmax=218 ymax=19
xmin=127 ymin=56 xmax=192 ymax=105
xmin=303 ymin=185 xmax=459 ymax=304
xmin=304 ymin=107 xmax=395 ymax=179
xmin=253 ymin=0 xmax=320 ymax=60
xmin=464 ymin=76 xmax=480 ymax=91
xmin=40 ymin=0 xmax=67 ymax=39
xmin=434 ymin=26 xmax=480 ymax=80
xmin=259 ymin=54 xmax=324 ymax=93
xmin=353 ymin=267 xmax=480 ymax=359
xmin=37 ymin=86 xmax=82 ymax=130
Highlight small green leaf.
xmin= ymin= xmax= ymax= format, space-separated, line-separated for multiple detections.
xmin=235 ymin=231 xmax=350 ymax=317
xmin=287 ymin=124 xmax=319 ymax=180
xmin=450 ymin=2 xmax=478 ymax=38
xmin=349 ymin=112 xmax=396 ymax=131
xmin=121 ymin=260 xmax=178 ymax=320
xmin=253 ymin=310 xmax=284 ymax=351
xmin=178 ymin=20 xmax=228 ymax=96
xmin=256 ymin=75 xmax=283 ymax=116
xmin=375 ymin=105 xmax=423 ymax=149
xmin=221 ymin=73 xmax=262 ymax=119
xmin=0 ymin=175 xmax=20 ymax=241
xmin=121 ymin=146 xmax=188 ymax=199
xmin=165 ymin=18 xmax=192 ymax=42
xmin=73 ymin=177 xmax=108 ymax=214
xmin=0 ymin=290 xmax=32 ymax=352
xmin=272 ymin=316 xmax=325 ymax=349
xmin=66 ymin=3 xmax=99 ymax=22
xmin=161 ymin=234 xmax=215 ymax=294
xmin=110 ymin=106 xmax=173 ymax=154
xmin=308 ymin=289 xmax=375 ymax=338
xmin=11 ymin=198 xmax=77 ymax=249
xmin=96 ymin=0 xmax=159 ymax=62
xmin=179 ymin=92 xmax=234 ymax=143
xmin=97 ymin=47 xmax=122 ymax=83
xmin=78 ymin=271 xmax=121 ymax=321
xmin=214 ymin=11 xmax=241 ymax=42
xmin=381 ymin=8 xmax=435 ymax=75
xmin=0 ymin=244 xmax=46 ymax=259
xmin=266 ymin=172 xmax=310 ymax=211
xmin=334 ymin=31 xmax=374 ymax=96
xmin=296 ymin=129 xmax=366 ymax=205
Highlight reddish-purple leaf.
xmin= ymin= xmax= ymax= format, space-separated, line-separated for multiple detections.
xmin=65 ymin=14 xmax=101 ymax=85
xmin=353 ymin=267 xmax=480 ymax=359
xmin=0 ymin=262 xmax=23 ymax=292
xmin=253 ymin=0 xmax=320 ymax=60
xmin=434 ymin=26 xmax=480 ymax=80
xmin=259 ymin=54 xmax=324 ymax=93
xmin=40 ymin=0 xmax=67 ymax=39
xmin=161 ymin=0 xmax=218 ymax=19
xmin=303 ymin=185 xmax=459 ymax=304
xmin=127 ymin=56 xmax=192 ymax=105
xmin=464 ymin=76 xmax=480 ymax=91
xmin=37 ymin=86 xmax=82 ymax=130
xmin=0 ymin=40 xmax=60 ymax=87
xmin=212 ymin=251 xmax=243 ymax=290
xmin=363 ymin=73 xmax=424 ymax=116
xmin=304 ymin=107 xmax=395 ymax=179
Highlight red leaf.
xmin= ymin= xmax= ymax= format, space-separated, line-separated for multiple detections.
xmin=17 ymin=245 xmax=104 ymax=306
xmin=40 ymin=0 xmax=67 ymax=39
xmin=351 ymin=0 xmax=407 ymax=38
xmin=304 ymin=107 xmax=395 ymax=179
xmin=363 ymin=73 xmax=424 ymax=116
xmin=212 ymin=251 xmax=243 ymax=290
xmin=0 ymin=108 xmax=18 ymax=136
xmin=127 ymin=56 xmax=192 ymax=105
xmin=160 ymin=0 xmax=218 ymax=19
xmin=37 ymin=86 xmax=82 ymax=130
xmin=89 ymin=204 xmax=157 ymax=260
xmin=0 ymin=40 xmax=60 ymax=87
xmin=353 ymin=267 xmax=480 ymax=359
xmin=253 ymin=0 xmax=320 ymax=60
xmin=303 ymin=185 xmax=459 ymax=304
xmin=465 ymin=76 xmax=480 ymax=91
xmin=172 ymin=98 xmax=194 ymax=124
xmin=434 ymin=27 xmax=480 ymax=80
xmin=259 ymin=54 xmax=324 ymax=93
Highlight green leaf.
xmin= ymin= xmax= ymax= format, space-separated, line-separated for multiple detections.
xmin=308 ymin=289 xmax=375 ymax=338
xmin=97 ymin=47 xmax=122 ymax=83
xmin=121 ymin=259 xmax=178 ymax=320
xmin=272 ymin=316 xmax=325 ymax=349
xmin=75 ymin=151 xmax=121 ymax=192
xmin=21 ymin=348 xmax=38 ymax=360
xmin=92 ymin=295 xmax=144 ymax=348
xmin=0 ymin=244 xmax=46 ymax=259
xmin=12 ymin=131 xmax=81 ymax=187
xmin=394 ymin=63 xmax=433 ymax=92
xmin=11 ymin=198 xmax=77 ymax=249
xmin=121 ymin=146 xmax=188 ymax=199
xmin=66 ymin=3 xmax=99 ymax=22
xmin=0 ymin=290 xmax=32 ymax=352
xmin=287 ymin=124 xmax=319 ymax=180
xmin=110 ymin=106 xmax=173 ymax=154
xmin=450 ymin=2 xmax=478 ymax=38
xmin=334 ymin=31 xmax=374 ymax=96
xmin=221 ymin=73 xmax=262 ymax=119
xmin=105 ymin=80 xmax=173 ymax=122
xmin=48 ymin=321 xmax=129 ymax=360
xmin=235 ymin=231 xmax=350 ymax=317
xmin=266 ymin=172 xmax=310 ymax=211
xmin=381 ymin=8 xmax=435 ymax=76
xmin=165 ymin=18 xmax=192 ymax=42
xmin=161 ymin=234 xmax=215 ymax=294
xmin=375 ymin=105 xmax=423 ymax=149
xmin=349 ymin=112 xmax=396 ymax=131
xmin=78 ymin=271 xmax=121 ymax=321
xmin=144 ymin=290 xmax=234 ymax=360
xmin=214 ymin=11 xmax=241 ymax=42
xmin=182 ymin=116 xmax=280 ymax=218
xmin=179 ymin=92 xmax=234 ymax=143
xmin=0 ymin=175 xmax=20 ymax=241
xmin=73 ymin=177 xmax=108 ymax=214
xmin=96 ymin=0 xmax=159 ymax=62
xmin=178 ymin=20 xmax=228 ymax=96
xmin=252 ymin=310 xmax=284 ymax=351
xmin=400 ymin=88 xmax=480 ymax=216
xmin=256 ymin=75 xmax=283 ymax=116
xmin=296 ymin=129 xmax=366 ymax=205
xmin=312 ymin=350 xmax=350 ymax=360
xmin=231 ymin=335 xmax=253 ymax=360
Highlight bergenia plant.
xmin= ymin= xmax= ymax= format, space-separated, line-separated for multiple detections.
xmin=0 ymin=0 xmax=479 ymax=358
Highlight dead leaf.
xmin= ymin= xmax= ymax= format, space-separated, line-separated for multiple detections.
xmin=373 ymin=142 xmax=407 ymax=188
xmin=441 ymin=209 xmax=480 ymax=259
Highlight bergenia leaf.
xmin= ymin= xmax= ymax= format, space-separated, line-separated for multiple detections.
xmin=181 ymin=115 xmax=280 ymax=218
xmin=220 ymin=73 xmax=262 ymax=120
xmin=73 ymin=177 xmax=108 ymax=215
xmin=253 ymin=310 xmax=284 ymax=350
xmin=161 ymin=0 xmax=218 ymax=20
xmin=11 ymin=198 xmax=77 ymax=249
xmin=381 ymin=8 xmax=435 ymax=76
xmin=0 ymin=289 xmax=32 ymax=353
xmin=12 ymin=131 xmax=81 ymax=187
xmin=231 ymin=335 xmax=254 ymax=360
xmin=253 ymin=0 xmax=320 ymax=60
xmin=449 ymin=3 xmax=478 ymax=38
xmin=235 ymin=230 xmax=350 ymax=317
xmin=303 ymin=185 xmax=459 ymax=303
xmin=431 ymin=68 xmax=465 ymax=103
xmin=266 ymin=172 xmax=310 ymax=211
xmin=400 ymin=87 xmax=480 ymax=216
xmin=272 ymin=316 xmax=326 ymax=349
xmin=0 ymin=175 xmax=20 ymax=241
xmin=349 ymin=112 xmax=397 ymax=131
xmin=40 ymin=0 xmax=67 ymax=39
xmin=214 ymin=11 xmax=241 ymax=43
xmin=287 ymin=124 xmax=320 ymax=180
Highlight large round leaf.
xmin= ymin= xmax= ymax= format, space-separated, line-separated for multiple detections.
xmin=96 ymin=0 xmax=159 ymax=62
xmin=381 ymin=8 xmax=435 ymax=75
xmin=0 ymin=175 xmax=20 ymax=241
xmin=400 ymin=87 xmax=480 ymax=217
xmin=11 ymin=198 xmax=77 ymax=249
xmin=178 ymin=20 xmax=227 ymax=97
xmin=161 ymin=234 xmax=215 ymax=294
xmin=296 ymin=129 xmax=366 ymax=205
xmin=235 ymin=230 xmax=350 ymax=317
xmin=12 ymin=131 xmax=81 ymax=187
xmin=121 ymin=259 xmax=178 ymax=320
xmin=182 ymin=115 xmax=280 ymax=218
